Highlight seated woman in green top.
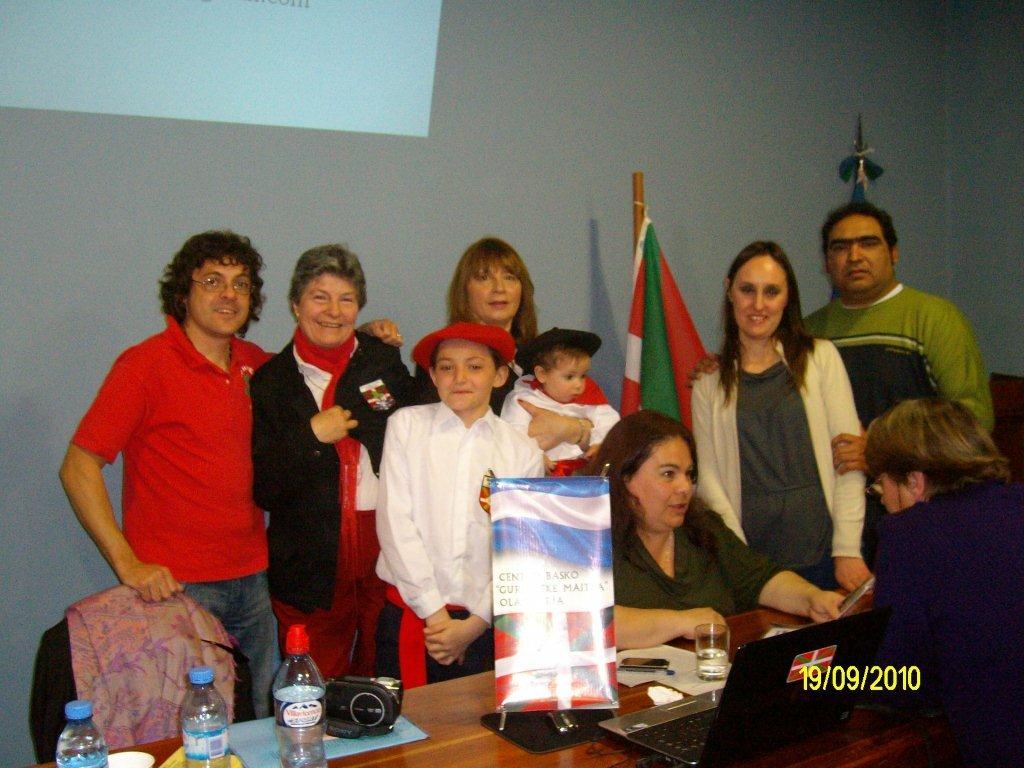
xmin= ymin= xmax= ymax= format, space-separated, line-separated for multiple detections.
xmin=589 ymin=411 xmax=844 ymax=649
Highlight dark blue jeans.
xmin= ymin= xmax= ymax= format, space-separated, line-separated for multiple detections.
xmin=184 ymin=571 xmax=277 ymax=718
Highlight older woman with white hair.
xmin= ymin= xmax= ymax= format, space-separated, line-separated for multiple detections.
xmin=250 ymin=244 xmax=414 ymax=677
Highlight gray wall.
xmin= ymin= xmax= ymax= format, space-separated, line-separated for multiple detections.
xmin=944 ymin=1 xmax=1024 ymax=375
xmin=2 ymin=2 xmax=1020 ymax=764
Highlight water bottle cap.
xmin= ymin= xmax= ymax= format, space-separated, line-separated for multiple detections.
xmin=64 ymin=700 xmax=93 ymax=720
xmin=189 ymin=666 xmax=215 ymax=685
xmin=285 ymin=624 xmax=310 ymax=655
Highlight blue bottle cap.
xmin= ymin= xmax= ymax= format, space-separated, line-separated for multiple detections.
xmin=189 ymin=666 xmax=215 ymax=685
xmin=64 ymin=700 xmax=93 ymax=720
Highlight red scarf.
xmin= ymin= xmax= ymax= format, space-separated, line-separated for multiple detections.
xmin=293 ymin=328 xmax=362 ymax=582
xmin=549 ymin=458 xmax=589 ymax=477
xmin=528 ymin=376 xmax=609 ymax=406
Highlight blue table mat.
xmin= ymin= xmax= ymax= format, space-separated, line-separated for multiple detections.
xmin=228 ymin=716 xmax=427 ymax=768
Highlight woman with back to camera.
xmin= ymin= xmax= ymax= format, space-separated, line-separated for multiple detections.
xmin=417 ymin=236 xmax=592 ymax=452
xmin=250 ymin=244 xmax=414 ymax=677
xmin=589 ymin=410 xmax=842 ymax=649
xmin=865 ymin=398 xmax=1023 ymax=768
xmin=691 ymin=241 xmax=869 ymax=591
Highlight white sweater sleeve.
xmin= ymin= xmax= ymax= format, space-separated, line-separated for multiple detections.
xmin=814 ymin=341 xmax=867 ymax=558
xmin=691 ymin=374 xmax=746 ymax=542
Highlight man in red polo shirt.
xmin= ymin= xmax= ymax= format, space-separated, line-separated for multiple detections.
xmin=59 ymin=231 xmax=276 ymax=717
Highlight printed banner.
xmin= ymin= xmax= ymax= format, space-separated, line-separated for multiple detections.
xmin=491 ymin=476 xmax=618 ymax=711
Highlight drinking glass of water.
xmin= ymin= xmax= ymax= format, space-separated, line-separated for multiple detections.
xmin=694 ymin=623 xmax=730 ymax=681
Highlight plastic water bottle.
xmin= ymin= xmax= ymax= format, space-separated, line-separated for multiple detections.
xmin=56 ymin=700 xmax=108 ymax=768
xmin=181 ymin=666 xmax=230 ymax=768
xmin=273 ymin=624 xmax=327 ymax=768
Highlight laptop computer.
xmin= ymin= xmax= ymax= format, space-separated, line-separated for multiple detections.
xmin=599 ymin=607 xmax=891 ymax=766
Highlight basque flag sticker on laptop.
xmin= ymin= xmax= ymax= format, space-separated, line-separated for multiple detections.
xmin=786 ymin=645 xmax=837 ymax=683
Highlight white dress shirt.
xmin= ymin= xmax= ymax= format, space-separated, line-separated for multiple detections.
xmin=375 ymin=403 xmax=544 ymax=623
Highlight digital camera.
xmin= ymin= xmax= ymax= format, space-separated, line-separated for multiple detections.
xmin=325 ymin=675 xmax=403 ymax=738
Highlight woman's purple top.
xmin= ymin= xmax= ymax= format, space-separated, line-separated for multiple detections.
xmin=872 ymin=480 xmax=1024 ymax=767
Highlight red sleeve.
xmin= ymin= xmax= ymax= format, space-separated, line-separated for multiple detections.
xmin=71 ymin=355 xmax=148 ymax=464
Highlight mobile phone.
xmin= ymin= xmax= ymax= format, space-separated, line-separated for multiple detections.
xmin=619 ymin=657 xmax=670 ymax=672
xmin=838 ymin=576 xmax=875 ymax=617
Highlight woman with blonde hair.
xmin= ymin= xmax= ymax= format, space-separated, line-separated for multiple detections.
xmin=446 ymin=236 xmax=538 ymax=346
xmin=865 ymin=398 xmax=1022 ymax=768
xmin=418 ymin=237 xmax=591 ymax=453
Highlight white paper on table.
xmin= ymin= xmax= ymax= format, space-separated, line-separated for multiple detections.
xmin=616 ymin=645 xmax=728 ymax=696
xmin=762 ymin=624 xmax=801 ymax=639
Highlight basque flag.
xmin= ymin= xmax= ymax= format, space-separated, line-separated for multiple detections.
xmin=786 ymin=644 xmax=838 ymax=684
xmin=621 ymin=218 xmax=706 ymax=428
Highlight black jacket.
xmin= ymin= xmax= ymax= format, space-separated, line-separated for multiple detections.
xmin=251 ymin=332 xmax=414 ymax=612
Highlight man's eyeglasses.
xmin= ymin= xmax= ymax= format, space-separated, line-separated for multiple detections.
xmin=192 ymin=275 xmax=253 ymax=294
xmin=826 ymin=235 xmax=884 ymax=258
xmin=866 ymin=481 xmax=883 ymax=498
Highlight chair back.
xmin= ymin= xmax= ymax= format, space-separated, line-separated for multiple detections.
xmin=66 ymin=586 xmax=236 ymax=748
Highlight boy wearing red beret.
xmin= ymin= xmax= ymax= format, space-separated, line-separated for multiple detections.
xmin=375 ymin=323 xmax=543 ymax=687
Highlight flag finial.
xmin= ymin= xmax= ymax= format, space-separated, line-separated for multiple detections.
xmin=838 ymin=114 xmax=884 ymax=201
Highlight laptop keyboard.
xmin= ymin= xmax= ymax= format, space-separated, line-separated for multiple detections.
xmin=628 ymin=709 xmax=717 ymax=764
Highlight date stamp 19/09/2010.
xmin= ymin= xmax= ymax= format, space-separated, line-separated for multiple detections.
xmin=801 ymin=665 xmax=921 ymax=692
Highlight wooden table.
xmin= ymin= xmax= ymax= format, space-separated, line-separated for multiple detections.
xmin=30 ymin=608 xmax=962 ymax=768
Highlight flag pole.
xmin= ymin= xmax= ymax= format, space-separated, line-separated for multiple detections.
xmin=632 ymin=171 xmax=645 ymax=250
xmin=623 ymin=172 xmax=707 ymax=426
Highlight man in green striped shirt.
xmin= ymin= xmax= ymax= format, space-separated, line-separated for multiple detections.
xmin=805 ymin=201 xmax=992 ymax=562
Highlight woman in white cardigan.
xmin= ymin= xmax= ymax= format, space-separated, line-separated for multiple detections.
xmin=691 ymin=241 xmax=870 ymax=591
